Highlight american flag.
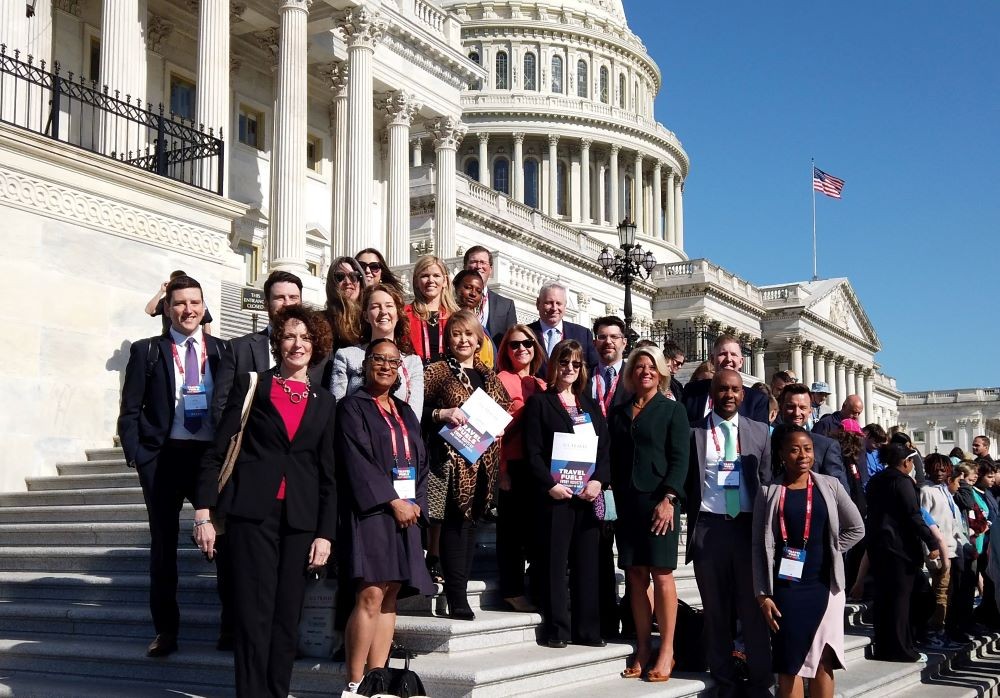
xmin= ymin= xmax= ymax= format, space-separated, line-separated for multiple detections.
xmin=813 ymin=167 xmax=845 ymax=199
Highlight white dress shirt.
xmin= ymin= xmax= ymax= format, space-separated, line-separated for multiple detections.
xmin=538 ymin=320 xmax=564 ymax=356
xmin=591 ymin=359 xmax=624 ymax=401
xmin=701 ymin=412 xmax=753 ymax=514
xmin=168 ymin=326 xmax=215 ymax=441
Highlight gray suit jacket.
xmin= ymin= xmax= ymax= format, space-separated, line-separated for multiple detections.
xmin=684 ymin=415 xmax=772 ymax=563
xmin=330 ymin=344 xmax=424 ymax=418
xmin=751 ymin=471 xmax=864 ymax=597
xmin=485 ymin=290 xmax=518 ymax=346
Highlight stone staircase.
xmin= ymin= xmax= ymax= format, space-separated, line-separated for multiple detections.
xmin=0 ymin=444 xmax=997 ymax=697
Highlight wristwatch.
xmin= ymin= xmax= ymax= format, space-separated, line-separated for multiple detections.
xmin=663 ymin=493 xmax=678 ymax=505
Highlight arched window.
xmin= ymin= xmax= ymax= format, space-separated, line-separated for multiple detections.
xmin=468 ymin=51 xmax=481 ymax=90
xmin=464 ymin=158 xmax=479 ymax=181
xmin=634 ymin=81 xmax=640 ymax=113
xmin=493 ymin=158 xmax=510 ymax=195
xmin=577 ymin=60 xmax=588 ymax=98
xmin=551 ymin=54 xmax=563 ymax=94
xmin=599 ymin=66 xmax=609 ymax=104
xmin=618 ymin=74 xmax=626 ymax=109
xmin=495 ymin=50 xmax=509 ymax=89
xmin=557 ymin=160 xmax=568 ymax=216
xmin=523 ymin=52 xmax=537 ymax=91
xmin=524 ymin=158 xmax=539 ymax=209
xmin=624 ymin=174 xmax=633 ymax=219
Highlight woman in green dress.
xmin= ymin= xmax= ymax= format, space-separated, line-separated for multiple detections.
xmin=608 ymin=345 xmax=690 ymax=682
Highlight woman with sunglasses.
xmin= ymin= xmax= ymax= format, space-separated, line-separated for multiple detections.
xmin=423 ymin=310 xmax=510 ymax=619
xmin=404 ymin=255 xmax=459 ymax=366
xmin=355 ymin=248 xmax=403 ymax=292
xmin=324 ymin=256 xmax=365 ymax=351
xmin=523 ymin=339 xmax=610 ymax=648
xmin=331 ymin=283 xmax=423 ymax=418
xmin=452 ymin=269 xmax=495 ymax=368
xmin=495 ymin=325 xmax=546 ymax=612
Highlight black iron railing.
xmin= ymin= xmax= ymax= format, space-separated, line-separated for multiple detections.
xmin=644 ymin=325 xmax=753 ymax=366
xmin=0 ymin=45 xmax=224 ymax=194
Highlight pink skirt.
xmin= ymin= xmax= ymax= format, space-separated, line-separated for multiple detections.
xmin=797 ymin=589 xmax=846 ymax=678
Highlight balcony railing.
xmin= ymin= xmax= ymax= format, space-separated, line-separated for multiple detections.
xmin=644 ymin=325 xmax=753 ymax=367
xmin=0 ymin=45 xmax=224 ymax=195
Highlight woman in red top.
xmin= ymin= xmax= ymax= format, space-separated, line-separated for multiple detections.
xmin=403 ymin=255 xmax=459 ymax=366
xmin=495 ymin=324 xmax=546 ymax=612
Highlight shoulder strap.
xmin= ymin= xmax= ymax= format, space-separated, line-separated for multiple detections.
xmin=239 ymin=372 xmax=259 ymax=428
xmin=218 ymin=372 xmax=260 ymax=493
xmin=144 ymin=339 xmax=160 ymax=378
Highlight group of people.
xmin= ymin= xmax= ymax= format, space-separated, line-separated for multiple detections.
xmin=118 ymin=249 xmax=999 ymax=698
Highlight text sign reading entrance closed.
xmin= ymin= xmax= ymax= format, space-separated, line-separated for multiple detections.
xmin=241 ymin=287 xmax=266 ymax=312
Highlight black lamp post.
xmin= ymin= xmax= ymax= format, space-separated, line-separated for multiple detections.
xmin=599 ymin=217 xmax=656 ymax=355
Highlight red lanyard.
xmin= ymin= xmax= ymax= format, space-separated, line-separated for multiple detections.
xmin=421 ymin=317 xmax=444 ymax=359
xmin=374 ymin=397 xmax=412 ymax=467
xmin=595 ymin=372 xmax=619 ymax=418
xmin=708 ymin=413 xmax=741 ymax=456
xmin=778 ymin=477 xmax=814 ymax=547
xmin=170 ymin=338 xmax=207 ymax=380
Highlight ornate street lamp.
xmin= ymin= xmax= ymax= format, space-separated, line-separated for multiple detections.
xmin=598 ymin=217 xmax=656 ymax=355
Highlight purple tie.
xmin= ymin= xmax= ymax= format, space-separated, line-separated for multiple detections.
xmin=183 ymin=338 xmax=202 ymax=433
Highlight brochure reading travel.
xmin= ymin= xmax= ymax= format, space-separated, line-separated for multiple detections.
xmin=549 ymin=432 xmax=599 ymax=495
xmin=439 ymin=388 xmax=513 ymax=464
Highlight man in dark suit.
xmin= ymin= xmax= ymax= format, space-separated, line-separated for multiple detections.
xmin=682 ymin=334 xmax=768 ymax=424
xmin=118 ymin=275 xmax=227 ymax=657
xmin=528 ymin=281 xmax=600 ymax=376
xmin=774 ymin=383 xmax=850 ymax=491
xmin=464 ymin=246 xmax=518 ymax=345
xmin=684 ymin=369 xmax=773 ymax=698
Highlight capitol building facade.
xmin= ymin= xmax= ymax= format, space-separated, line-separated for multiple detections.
xmin=1 ymin=0 xmax=901 ymax=491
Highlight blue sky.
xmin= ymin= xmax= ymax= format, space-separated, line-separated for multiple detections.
xmin=627 ymin=1 xmax=1000 ymax=391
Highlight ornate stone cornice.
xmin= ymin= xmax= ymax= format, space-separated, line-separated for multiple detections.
xmin=427 ymin=116 xmax=467 ymax=149
xmin=338 ymin=7 xmax=385 ymax=50
xmin=381 ymin=34 xmax=467 ymax=91
xmin=379 ymin=92 xmax=420 ymax=127
xmin=53 ymin=0 xmax=80 ymax=16
xmin=147 ymin=15 xmax=175 ymax=54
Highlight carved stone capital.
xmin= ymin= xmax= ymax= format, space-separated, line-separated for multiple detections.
xmin=252 ymin=28 xmax=280 ymax=66
xmin=53 ymin=0 xmax=81 ymax=16
xmin=338 ymin=7 xmax=385 ymax=50
xmin=787 ymin=336 xmax=802 ymax=349
xmin=279 ymin=0 xmax=313 ymax=12
xmin=379 ymin=92 xmax=420 ymax=127
xmin=577 ymin=292 xmax=591 ymax=310
xmin=604 ymin=302 xmax=617 ymax=316
xmin=652 ymin=160 xmax=662 ymax=172
xmin=325 ymin=61 xmax=349 ymax=97
xmin=609 ymin=143 xmax=620 ymax=155
xmin=231 ymin=2 xmax=248 ymax=23
xmin=580 ymin=137 xmax=593 ymax=150
xmin=512 ymin=132 xmax=525 ymax=144
xmin=478 ymin=132 xmax=490 ymax=145
xmin=548 ymin=134 xmax=559 ymax=147
xmin=427 ymin=116 xmax=466 ymax=150
xmin=147 ymin=14 xmax=175 ymax=54
xmin=230 ymin=57 xmax=242 ymax=77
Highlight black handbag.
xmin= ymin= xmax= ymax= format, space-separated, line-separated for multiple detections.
xmin=673 ymin=599 xmax=707 ymax=672
xmin=355 ymin=644 xmax=426 ymax=698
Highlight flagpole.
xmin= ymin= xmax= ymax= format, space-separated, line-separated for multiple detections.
xmin=811 ymin=158 xmax=818 ymax=281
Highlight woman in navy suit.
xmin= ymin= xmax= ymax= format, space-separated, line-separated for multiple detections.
xmin=194 ymin=305 xmax=337 ymax=698
xmin=336 ymin=338 xmax=435 ymax=690
xmin=523 ymin=339 xmax=611 ymax=647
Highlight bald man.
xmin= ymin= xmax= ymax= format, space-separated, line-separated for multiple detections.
xmin=812 ymin=394 xmax=864 ymax=437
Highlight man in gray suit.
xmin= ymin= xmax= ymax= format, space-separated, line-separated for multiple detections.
xmin=774 ymin=383 xmax=850 ymax=491
xmin=464 ymin=245 xmax=517 ymax=345
xmin=684 ymin=369 xmax=773 ymax=698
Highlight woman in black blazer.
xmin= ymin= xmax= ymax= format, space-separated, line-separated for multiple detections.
xmin=194 ymin=305 xmax=337 ymax=698
xmin=523 ymin=339 xmax=611 ymax=647
xmin=865 ymin=442 xmax=941 ymax=662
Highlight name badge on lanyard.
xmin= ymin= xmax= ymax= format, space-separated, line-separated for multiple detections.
xmin=718 ymin=460 xmax=741 ymax=488
xmin=173 ymin=341 xmax=208 ymax=423
xmin=776 ymin=478 xmax=813 ymax=583
xmin=375 ymin=398 xmax=416 ymax=502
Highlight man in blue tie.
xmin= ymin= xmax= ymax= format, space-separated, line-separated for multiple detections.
xmin=684 ymin=369 xmax=773 ymax=698
xmin=527 ymin=281 xmax=599 ymax=377
xmin=118 ymin=275 xmax=226 ymax=657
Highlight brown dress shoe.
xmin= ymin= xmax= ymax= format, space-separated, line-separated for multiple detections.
xmin=146 ymin=634 xmax=178 ymax=658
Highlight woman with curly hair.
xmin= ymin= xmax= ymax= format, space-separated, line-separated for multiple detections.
xmin=404 ymin=255 xmax=459 ymax=366
xmin=422 ymin=310 xmax=510 ymax=619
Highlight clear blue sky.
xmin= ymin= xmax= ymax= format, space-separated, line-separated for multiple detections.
xmin=628 ymin=1 xmax=1000 ymax=391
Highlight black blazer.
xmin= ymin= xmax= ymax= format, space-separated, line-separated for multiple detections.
xmin=865 ymin=467 xmax=936 ymax=567
xmin=212 ymin=329 xmax=271 ymax=426
xmin=522 ymin=391 xmax=611 ymax=496
xmin=117 ymin=333 xmax=226 ymax=468
xmin=770 ymin=422 xmax=849 ymax=492
xmin=681 ymin=378 xmax=769 ymax=425
xmin=486 ymin=290 xmax=518 ymax=346
xmin=528 ymin=320 xmax=600 ymax=378
xmin=585 ymin=367 xmax=633 ymax=416
xmin=196 ymin=370 xmax=338 ymax=541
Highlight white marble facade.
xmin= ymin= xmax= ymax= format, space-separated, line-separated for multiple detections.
xmin=898 ymin=389 xmax=1000 ymax=456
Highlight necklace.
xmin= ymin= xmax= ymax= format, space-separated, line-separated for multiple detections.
xmin=275 ymin=374 xmax=310 ymax=404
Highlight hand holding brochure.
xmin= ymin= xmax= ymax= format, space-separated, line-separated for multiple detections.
xmin=438 ymin=388 xmax=513 ymax=464
xmin=550 ymin=432 xmax=599 ymax=495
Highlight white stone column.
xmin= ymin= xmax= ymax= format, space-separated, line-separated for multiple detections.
xmin=632 ymin=153 xmax=644 ymax=229
xmin=926 ymin=421 xmax=938 ymax=454
xmin=269 ymin=0 xmax=311 ymax=274
xmin=802 ymin=343 xmax=815 ymax=387
xmin=824 ymin=353 xmax=836 ymax=406
xmin=609 ymin=144 xmax=620 ymax=224
xmin=674 ymin=178 xmax=684 ymax=250
xmin=789 ymin=338 xmax=803 ymax=380
xmin=665 ymin=169 xmax=676 ymax=244
xmin=863 ymin=371 xmax=874 ymax=425
xmin=477 ymin=133 xmax=489 ymax=186
xmin=834 ymin=357 xmax=847 ymax=410
xmin=548 ymin=135 xmax=559 ymax=216
xmin=512 ymin=132 xmax=524 ymax=203
xmin=195 ymin=0 xmax=229 ymax=193
xmin=411 ymin=137 xmax=422 ymax=166
xmin=814 ymin=348 xmax=826 ymax=386
xmin=328 ymin=62 xmax=349 ymax=257
xmin=597 ymin=157 xmax=607 ymax=224
xmin=382 ymin=92 xmax=419 ymax=266
xmin=580 ymin=138 xmax=592 ymax=223
xmin=340 ymin=7 xmax=385 ymax=255
xmin=428 ymin=116 xmax=465 ymax=258
xmin=753 ymin=342 xmax=766 ymax=381
xmin=100 ymin=0 xmax=148 ymax=156
xmin=1 ymin=2 xmax=29 ymax=57
xmin=653 ymin=161 xmax=663 ymax=239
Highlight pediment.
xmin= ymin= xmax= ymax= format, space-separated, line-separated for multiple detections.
xmin=804 ymin=280 xmax=880 ymax=350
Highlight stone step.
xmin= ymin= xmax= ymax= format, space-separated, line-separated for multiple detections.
xmin=0 ymin=487 xmax=147 ymax=507
xmin=0 ymin=571 xmax=219 ymax=607
xmin=392 ymin=609 xmax=543 ymax=654
xmin=0 ymin=674 xmax=234 ymax=698
xmin=26 ymin=472 xmax=139 ymax=491
xmin=56 ymin=459 xmax=132 ymax=476
xmin=0 ymin=503 xmax=183 ymax=524
xmin=0 ymin=546 xmax=214 ymax=575
xmin=0 ymin=522 xmax=176 ymax=547
xmin=398 ymin=579 xmax=503 ymax=615
xmin=86 ymin=447 xmax=125 ymax=462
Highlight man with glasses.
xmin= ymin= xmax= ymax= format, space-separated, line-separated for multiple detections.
xmin=663 ymin=340 xmax=686 ymax=400
xmin=464 ymin=246 xmax=517 ymax=345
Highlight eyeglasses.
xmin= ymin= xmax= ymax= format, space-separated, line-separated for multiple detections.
xmin=670 ymin=358 xmax=686 ymax=368
xmin=370 ymin=354 xmax=403 ymax=369
xmin=358 ymin=261 xmax=382 ymax=273
xmin=280 ymin=334 xmax=313 ymax=344
xmin=559 ymin=359 xmax=583 ymax=369
xmin=596 ymin=333 xmax=624 ymax=342
xmin=508 ymin=339 xmax=535 ymax=350
xmin=334 ymin=271 xmax=362 ymax=284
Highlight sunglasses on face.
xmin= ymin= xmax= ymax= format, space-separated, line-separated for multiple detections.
xmin=508 ymin=339 xmax=535 ymax=350
xmin=358 ymin=261 xmax=382 ymax=273
xmin=334 ymin=271 xmax=362 ymax=284
xmin=559 ymin=359 xmax=583 ymax=369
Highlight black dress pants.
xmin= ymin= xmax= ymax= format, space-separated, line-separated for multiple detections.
xmin=870 ymin=551 xmax=920 ymax=661
xmin=597 ymin=522 xmax=621 ymax=637
xmin=228 ymin=499 xmax=314 ymax=698
xmin=496 ymin=462 xmax=539 ymax=599
xmin=541 ymin=497 xmax=601 ymax=644
xmin=214 ymin=532 xmax=235 ymax=640
xmin=440 ymin=502 xmax=479 ymax=611
xmin=136 ymin=439 xmax=207 ymax=637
